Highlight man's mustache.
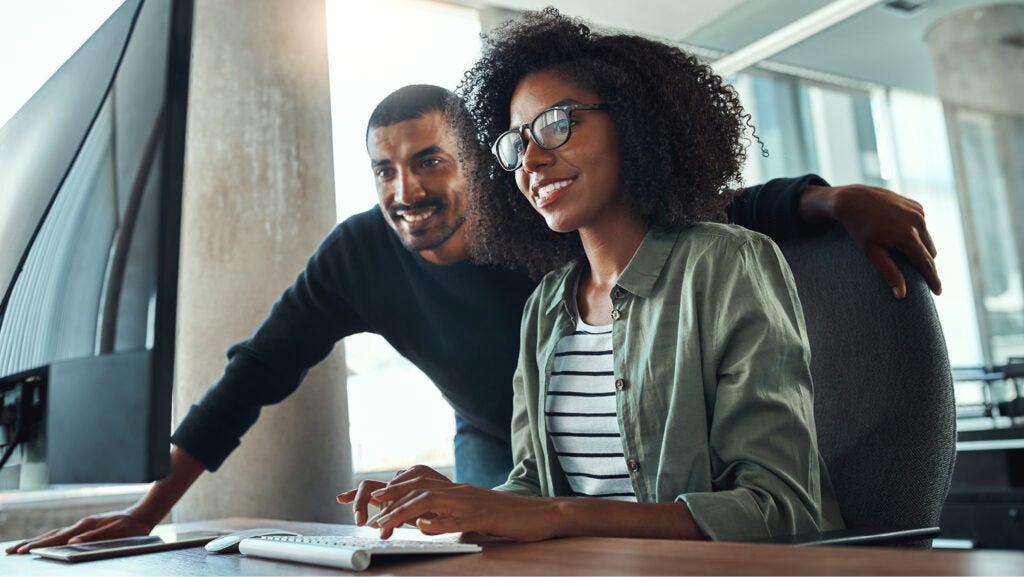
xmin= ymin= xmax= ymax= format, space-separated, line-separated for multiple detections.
xmin=389 ymin=199 xmax=444 ymax=219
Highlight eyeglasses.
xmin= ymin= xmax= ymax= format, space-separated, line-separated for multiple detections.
xmin=490 ymin=103 xmax=610 ymax=171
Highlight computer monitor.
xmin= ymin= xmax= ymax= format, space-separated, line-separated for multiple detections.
xmin=0 ymin=0 xmax=192 ymax=489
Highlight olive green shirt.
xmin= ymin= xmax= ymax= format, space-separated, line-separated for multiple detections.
xmin=494 ymin=223 xmax=844 ymax=541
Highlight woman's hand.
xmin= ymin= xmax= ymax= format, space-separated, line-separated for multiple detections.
xmin=4 ymin=511 xmax=154 ymax=554
xmin=336 ymin=465 xmax=454 ymax=538
xmin=337 ymin=466 xmax=703 ymax=543
xmin=367 ymin=477 xmax=560 ymax=542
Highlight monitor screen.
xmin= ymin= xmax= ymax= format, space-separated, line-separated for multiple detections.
xmin=0 ymin=0 xmax=192 ymax=488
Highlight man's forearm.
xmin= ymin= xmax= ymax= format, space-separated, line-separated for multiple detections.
xmin=731 ymin=175 xmax=829 ymax=241
xmin=126 ymin=446 xmax=206 ymax=526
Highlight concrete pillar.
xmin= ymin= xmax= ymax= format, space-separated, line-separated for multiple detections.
xmin=173 ymin=0 xmax=352 ymax=524
xmin=925 ymin=4 xmax=1024 ymax=118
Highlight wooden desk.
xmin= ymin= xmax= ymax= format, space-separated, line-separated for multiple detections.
xmin=4 ymin=517 xmax=1024 ymax=575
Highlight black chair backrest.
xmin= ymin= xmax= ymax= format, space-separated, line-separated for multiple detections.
xmin=778 ymin=225 xmax=957 ymax=546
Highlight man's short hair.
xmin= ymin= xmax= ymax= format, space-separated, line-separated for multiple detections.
xmin=365 ymin=84 xmax=459 ymax=143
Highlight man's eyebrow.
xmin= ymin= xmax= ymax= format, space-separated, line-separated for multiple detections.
xmin=411 ymin=145 xmax=445 ymax=160
xmin=371 ymin=146 xmax=446 ymax=168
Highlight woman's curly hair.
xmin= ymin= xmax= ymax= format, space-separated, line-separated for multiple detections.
xmin=458 ymin=7 xmax=753 ymax=279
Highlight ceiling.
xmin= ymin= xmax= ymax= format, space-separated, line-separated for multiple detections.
xmin=447 ymin=0 xmax=1024 ymax=96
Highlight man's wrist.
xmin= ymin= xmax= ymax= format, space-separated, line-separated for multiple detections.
xmin=124 ymin=502 xmax=164 ymax=528
xmin=799 ymin=184 xmax=843 ymax=224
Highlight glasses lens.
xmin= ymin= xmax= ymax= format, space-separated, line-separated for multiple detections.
xmin=495 ymin=131 xmax=524 ymax=170
xmin=532 ymin=108 xmax=570 ymax=149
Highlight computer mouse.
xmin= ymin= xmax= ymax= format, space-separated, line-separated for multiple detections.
xmin=204 ymin=528 xmax=301 ymax=554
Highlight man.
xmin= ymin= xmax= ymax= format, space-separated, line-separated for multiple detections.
xmin=7 ymin=84 xmax=939 ymax=552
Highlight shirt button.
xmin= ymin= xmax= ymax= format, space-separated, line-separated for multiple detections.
xmin=627 ymin=459 xmax=640 ymax=472
xmin=612 ymin=288 xmax=625 ymax=299
xmin=610 ymin=309 xmax=622 ymax=321
xmin=615 ymin=378 xmax=626 ymax=391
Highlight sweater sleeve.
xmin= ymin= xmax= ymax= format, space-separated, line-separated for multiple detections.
xmin=170 ymin=218 xmax=374 ymax=471
xmin=730 ymin=174 xmax=830 ymax=241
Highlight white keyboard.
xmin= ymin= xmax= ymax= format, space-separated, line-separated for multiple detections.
xmin=238 ymin=535 xmax=482 ymax=571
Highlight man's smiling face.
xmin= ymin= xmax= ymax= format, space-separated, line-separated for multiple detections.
xmin=367 ymin=110 xmax=469 ymax=264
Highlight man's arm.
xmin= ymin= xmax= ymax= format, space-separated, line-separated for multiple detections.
xmin=5 ymin=447 xmax=204 ymax=554
xmin=733 ymin=175 xmax=941 ymax=299
xmin=8 ymin=215 xmax=379 ymax=554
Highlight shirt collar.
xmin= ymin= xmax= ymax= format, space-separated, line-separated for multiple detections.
xmin=546 ymin=261 xmax=583 ymax=316
xmin=545 ymin=227 xmax=680 ymax=315
xmin=616 ymin=227 xmax=680 ymax=298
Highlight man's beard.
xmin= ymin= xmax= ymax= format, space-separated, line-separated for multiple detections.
xmin=405 ymin=213 xmax=466 ymax=253
xmin=388 ymin=199 xmax=466 ymax=252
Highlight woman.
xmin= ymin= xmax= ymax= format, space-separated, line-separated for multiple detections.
xmin=338 ymin=8 xmax=843 ymax=542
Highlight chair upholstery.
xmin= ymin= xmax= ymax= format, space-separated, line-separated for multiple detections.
xmin=777 ymin=225 xmax=957 ymax=547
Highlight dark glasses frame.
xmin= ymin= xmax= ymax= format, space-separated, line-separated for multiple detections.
xmin=490 ymin=103 xmax=611 ymax=171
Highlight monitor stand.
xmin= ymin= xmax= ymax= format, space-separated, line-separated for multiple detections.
xmin=0 ymin=372 xmax=48 ymax=490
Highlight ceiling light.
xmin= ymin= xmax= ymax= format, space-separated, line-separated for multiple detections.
xmin=882 ymin=0 xmax=928 ymax=16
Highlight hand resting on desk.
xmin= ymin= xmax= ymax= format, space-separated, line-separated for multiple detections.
xmin=6 ymin=447 xmax=204 ymax=555
xmin=4 ymin=510 xmax=154 ymax=555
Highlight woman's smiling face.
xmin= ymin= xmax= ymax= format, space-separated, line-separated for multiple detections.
xmin=510 ymin=70 xmax=623 ymax=234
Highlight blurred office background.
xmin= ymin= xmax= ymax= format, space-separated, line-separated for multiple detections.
xmin=332 ymin=0 xmax=1024 ymax=503
xmin=1 ymin=0 xmax=1021 ymax=548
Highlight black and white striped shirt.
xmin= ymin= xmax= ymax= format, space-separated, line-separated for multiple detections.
xmin=545 ymin=316 xmax=636 ymax=502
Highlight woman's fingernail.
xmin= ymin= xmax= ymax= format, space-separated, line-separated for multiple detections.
xmin=355 ymin=511 xmax=365 ymax=526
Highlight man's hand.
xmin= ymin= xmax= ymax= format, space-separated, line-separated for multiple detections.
xmin=4 ymin=511 xmax=154 ymax=555
xmin=800 ymin=184 xmax=941 ymax=299
xmin=336 ymin=465 xmax=452 ymax=539
xmin=5 ymin=447 xmax=205 ymax=555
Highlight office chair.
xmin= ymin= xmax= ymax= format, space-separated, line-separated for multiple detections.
xmin=762 ymin=225 xmax=957 ymax=548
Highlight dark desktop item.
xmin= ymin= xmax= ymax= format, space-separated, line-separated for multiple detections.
xmin=944 ymin=362 xmax=1024 ymax=548
xmin=941 ymin=430 xmax=1024 ymax=549
xmin=32 ymin=531 xmax=225 ymax=562
xmin=0 ymin=0 xmax=192 ymax=488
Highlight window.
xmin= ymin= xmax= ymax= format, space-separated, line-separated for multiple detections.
xmin=0 ymin=0 xmax=123 ymax=129
xmin=885 ymin=90 xmax=984 ymax=368
xmin=734 ymin=72 xmax=983 ymax=371
xmin=950 ymin=109 xmax=1024 ymax=365
xmin=324 ymin=0 xmax=482 ymax=474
